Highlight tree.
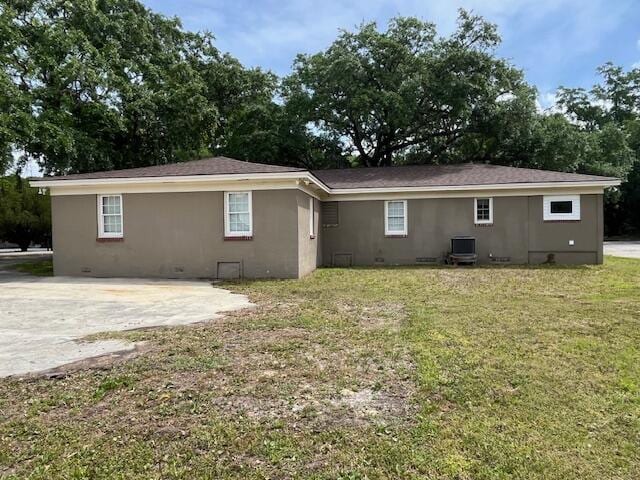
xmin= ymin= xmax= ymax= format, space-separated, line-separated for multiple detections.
xmin=554 ymin=64 xmax=640 ymax=235
xmin=284 ymin=11 xmax=534 ymax=167
xmin=0 ymin=175 xmax=50 ymax=250
xmin=0 ymin=0 xmax=276 ymax=174
xmin=219 ymin=101 xmax=345 ymax=169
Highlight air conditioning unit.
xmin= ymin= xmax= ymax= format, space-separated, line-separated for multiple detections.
xmin=447 ymin=236 xmax=477 ymax=265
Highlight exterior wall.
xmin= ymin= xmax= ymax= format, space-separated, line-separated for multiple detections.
xmin=51 ymin=190 xmax=301 ymax=278
xmin=527 ymin=194 xmax=603 ymax=264
xmin=321 ymin=194 xmax=603 ymax=266
xmin=296 ymin=191 xmax=321 ymax=277
xmin=50 ymin=189 xmax=604 ymax=279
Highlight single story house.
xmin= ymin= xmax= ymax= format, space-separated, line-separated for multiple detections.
xmin=30 ymin=156 xmax=620 ymax=279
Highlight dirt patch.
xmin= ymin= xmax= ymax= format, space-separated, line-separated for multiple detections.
xmin=158 ymin=301 xmax=420 ymax=430
xmin=337 ymin=301 xmax=407 ymax=330
xmin=31 ymin=342 xmax=152 ymax=379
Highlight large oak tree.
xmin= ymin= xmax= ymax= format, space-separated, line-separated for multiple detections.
xmin=284 ymin=11 xmax=535 ymax=167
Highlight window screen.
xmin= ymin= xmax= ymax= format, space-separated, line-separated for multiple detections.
xmin=550 ymin=201 xmax=573 ymax=214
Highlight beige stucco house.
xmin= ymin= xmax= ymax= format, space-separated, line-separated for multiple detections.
xmin=30 ymin=156 xmax=620 ymax=279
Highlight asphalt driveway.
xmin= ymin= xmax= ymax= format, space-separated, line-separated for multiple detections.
xmin=0 ymin=263 xmax=252 ymax=377
xmin=604 ymin=241 xmax=640 ymax=259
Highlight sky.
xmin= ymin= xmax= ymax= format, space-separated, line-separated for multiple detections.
xmin=143 ymin=0 xmax=640 ymax=109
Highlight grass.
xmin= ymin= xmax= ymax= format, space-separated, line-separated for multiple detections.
xmin=0 ymin=257 xmax=639 ymax=479
xmin=8 ymin=259 xmax=53 ymax=276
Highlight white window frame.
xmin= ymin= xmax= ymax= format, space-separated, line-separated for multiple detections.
xmin=97 ymin=194 xmax=123 ymax=238
xmin=543 ymin=195 xmax=581 ymax=221
xmin=309 ymin=196 xmax=315 ymax=238
xmin=224 ymin=191 xmax=253 ymax=237
xmin=384 ymin=200 xmax=408 ymax=236
xmin=474 ymin=197 xmax=493 ymax=224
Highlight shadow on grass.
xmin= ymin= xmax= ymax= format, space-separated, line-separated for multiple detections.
xmin=7 ymin=259 xmax=53 ymax=276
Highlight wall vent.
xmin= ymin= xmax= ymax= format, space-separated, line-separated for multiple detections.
xmin=322 ymin=202 xmax=339 ymax=227
xmin=332 ymin=253 xmax=353 ymax=267
xmin=416 ymin=257 xmax=438 ymax=264
xmin=491 ymin=256 xmax=511 ymax=263
xmin=217 ymin=262 xmax=242 ymax=279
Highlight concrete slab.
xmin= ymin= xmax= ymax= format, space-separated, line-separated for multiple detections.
xmin=604 ymin=241 xmax=640 ymax=259
xmin=0 ymin=276 xmax=252 ymax=377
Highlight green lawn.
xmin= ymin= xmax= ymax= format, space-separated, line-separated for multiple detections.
xmin=7 ymin=259 xmax=53 ymax=276
xmin=1 ymin=258 xmax=639 ymax=479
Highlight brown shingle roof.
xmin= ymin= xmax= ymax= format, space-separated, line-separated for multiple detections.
xmin=42 ymin=156 xmax=305 ymax=181
xmin=311 ymin=163 xmax=617 ymax=189
xmin=36 ymin=157 xmax=617 ymax=189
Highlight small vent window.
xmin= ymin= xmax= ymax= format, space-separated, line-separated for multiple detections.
xmin=322 ymin=202 xmax=339 ymax=227
xmin=543 ymin=195 xmax=580 ymax=221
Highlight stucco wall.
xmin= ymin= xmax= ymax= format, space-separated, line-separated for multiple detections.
xmin=527 ymin=194 xmax=603 ymax=264
xmin=321 ymin=194 xmax=603 ymax=266
xmin=296 ymin=192 xmax=321 ymax=277
xmin=51 ymin=190 xmax=301 ymax=278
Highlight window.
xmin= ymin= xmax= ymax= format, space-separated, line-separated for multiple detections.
xmin=98 ymin=194 xmax=123 ymax=238
xmin=543 ymin=195 xmax=580 ymax=221
xmin=224 ymin=191 xmax=252 ymax=237
xmin=474 ymin=197 xmax=493 ymax=224
xmin=385 ymin=200 xmax=407 ymax=236
xmin=309 ymin=197 xmax=315 ymax=238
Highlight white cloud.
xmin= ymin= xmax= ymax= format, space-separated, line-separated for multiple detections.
xmin=536 ymin=90 xmax=563 ymax=113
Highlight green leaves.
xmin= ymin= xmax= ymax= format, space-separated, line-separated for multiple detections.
xmin=0 ymin=174 xmax=50 ymax=250
xmin=1 ymin=0 xmax=274 ymax=174
xmin=284 ymin=10 xmax=531 ymax=166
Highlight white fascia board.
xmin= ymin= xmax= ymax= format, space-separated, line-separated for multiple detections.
xmin=327 ymin=180 xmax=620 ymax=196
xmin=30 ymin=171 xmax=319 ymax=187
xmin=31 ymin=171 xmax=331 ymax=197
xmin=31 ymin=171 xmax=618 ymax=199
xmin=328 ymin=185 xmax=615 ymax=202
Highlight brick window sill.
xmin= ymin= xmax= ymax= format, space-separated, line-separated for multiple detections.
xmin=96 ymin=237 xmax=124 ymax=243
xmin=474 ymin=223 xmax=494 ymax=227
xmin=224 ymin=236 xmax=253 ymax=241
xmin=543 ymin=220 xmax=581 ymax=223
xmin=385 ymin=234 xmax=408 ymax=238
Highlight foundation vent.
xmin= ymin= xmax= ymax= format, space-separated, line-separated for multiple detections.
xmin=217 ymin=262 xmax=242 ymax=279
xmin=332 ymin=253 xmax=353 ymax=267
xmin=416 ymin=257 xmax=438 ymax=264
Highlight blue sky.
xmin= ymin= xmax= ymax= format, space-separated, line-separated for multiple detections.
xmin=143 ymin=0 xmax=640 ymax=109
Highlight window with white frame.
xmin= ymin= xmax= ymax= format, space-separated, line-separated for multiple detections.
xmin=474 ymin=197 xmax=493 ymax=224
xmin=224 ymin=191 xmax=252 ymax=237
xmin=98 ymin=194 xmax=123 ymax=238
xmin=543 ymin=195 xmax=580 ymax=221
xmin=309 ymin=196 xmax=315 ymax=238
xmin=385 ymin=200 xmax=407 ymax=236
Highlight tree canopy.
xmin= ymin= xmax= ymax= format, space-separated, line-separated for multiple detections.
xmin=284 ymin=12 xmax=535 ymax=167
xmin=0 ymin=175 xmax=50 ymax=250
xmin=0 ymin=0 xmax=275 ymax=174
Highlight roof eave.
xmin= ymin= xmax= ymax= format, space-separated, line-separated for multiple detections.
xmin=327 ymin=179 xmax=621 ymax=195
xmin=30 ymin=171 xmax=332 ymax=193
